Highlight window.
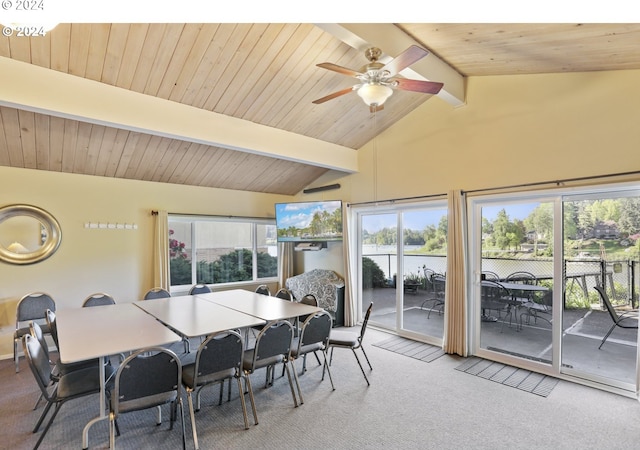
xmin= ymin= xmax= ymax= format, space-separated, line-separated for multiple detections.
xmin=168 ymin=215 xmax=277 ymax=288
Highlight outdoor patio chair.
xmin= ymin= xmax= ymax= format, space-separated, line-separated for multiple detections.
xmin=481 ymin=281 xmax=519 ymax=332
xmin=520 ymin=290 xmax=553 ymax=328
xmin=594 ymin=286 xmax=639 ymax=349
xmin=420 ymin=269 xmax=446 ymax=318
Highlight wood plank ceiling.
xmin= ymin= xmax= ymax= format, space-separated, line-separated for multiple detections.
xmin=1 ymin=23 xmax=639 ymax=195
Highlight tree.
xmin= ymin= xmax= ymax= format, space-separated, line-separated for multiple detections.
xmin=493 ymin=209 xmax=512 ymax=250
xmin=524 ymin=203 xmax=553 ymax=253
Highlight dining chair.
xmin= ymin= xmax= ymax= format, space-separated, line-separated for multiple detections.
xmin=144 ymin=287 xmax=171 ymax=300
xmin=189 ymin=284 xmax=212 ymax=295
xmin=82 ymin=292 xmax=116 ymax=307
xmin=182 ymin=330 xmax=256 ymax=449
xmin=594 ymin=286 xmax=639 ymax=349
xmin=289 ymin=310 xmax=335 ymax=404
xmin=23 ymin=334 xmax=110 ymax=450
xmin=255 ymin=285 xmax=271 ymax=296
xmin=14 ymin=292 xmax=56 ymax=373
xmin=274 ymin=288 xmax=294 ymax=301
xmin=327 ymin=302 xmax=373 ymax=386
xmin=29 ymin=321 xmax=104 ymax=410
xmin=109 ymin=347 xmax=186 ymax=450
xmin=243 ymin=320 xmax=299 ymax=416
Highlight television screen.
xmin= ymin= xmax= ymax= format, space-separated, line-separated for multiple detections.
xmin=275 ymin=200 xmax=343 ymax=242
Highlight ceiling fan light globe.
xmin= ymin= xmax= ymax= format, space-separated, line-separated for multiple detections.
xmin=357 ymin=84 xmax=393 ymax=107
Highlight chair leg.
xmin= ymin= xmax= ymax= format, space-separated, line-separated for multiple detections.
xmin=109 ymin=411 xmax=116 ymax=450
xmin=598 ymin=323 xmax=618 ymax=349
xmin=359 ymin=346 xmax=373 ymax=371
xmin=236 ymin=377 xmax=250 ymax=430
xmin=14 ymin=338 xmax=20 ymax=373
xmin=290 ymin=359 xmax=304 ymax=405
xmin=321 ymin=351 xmax=336 ymax=391
xmin=243 ymin=373 xmax=259 ymax=425
xmin=282 ymin=361 xmax=299 ymax=407
xmin=33 ymin=398 xmax=54 ymax=433
xmin=177 ymin=398 xmax=186 ymax=450
xmin=34 ymin=402 xmax=63 ymax=450
xmin=351 ymin=348 xmax=370 ymax=386
xmin=187 ymin=390 xmax=199 ymax=450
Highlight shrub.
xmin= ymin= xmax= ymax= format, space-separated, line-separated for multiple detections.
xmin=362 ymin=256 xmax=387 ymax=288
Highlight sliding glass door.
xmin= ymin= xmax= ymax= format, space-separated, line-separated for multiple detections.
xmin=357 ymin=201 xmax=447 ymax=344
xmin=471 ymin=185 xmax=640 ymax=395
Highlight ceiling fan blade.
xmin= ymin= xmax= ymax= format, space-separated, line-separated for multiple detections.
xmin=312 ymin=87 xmax=355 ymax=104
xmin=394 ymin=78 xmax=444 ymax=95
xmin=316 ymin=62 xmax=362 ymax=78
xmin=381 ymin=45 xmax=429 ymax=77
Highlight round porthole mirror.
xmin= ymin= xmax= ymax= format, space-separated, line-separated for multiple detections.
xmin=0 ymin=204 xmax=62 ymax=265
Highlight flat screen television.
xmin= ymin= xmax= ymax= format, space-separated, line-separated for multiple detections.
xmin=275 ymin=200 xmax=343 ymax=242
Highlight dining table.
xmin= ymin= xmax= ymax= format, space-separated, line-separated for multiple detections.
xmin=195 ymin=289 xmax=322 ymax=321
xmin=56 ymin=303 xmax=182 ymax=449
xmin=134 ymin=294 xmax=266 ymax=338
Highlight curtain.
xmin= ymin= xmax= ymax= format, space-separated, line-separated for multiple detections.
xmin=153 ymin=210 xmax=170 ymax=291
xmin=277 ymin=241 xmax=295 ymax=290
xmin=342 ymin=205 xmax=357 ymax=326
xmin=443 ymin=190 xmax=468 ymax=356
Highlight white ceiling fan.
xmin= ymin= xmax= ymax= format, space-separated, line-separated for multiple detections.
xmin=312 ymin=45 xmax=444 ymax=113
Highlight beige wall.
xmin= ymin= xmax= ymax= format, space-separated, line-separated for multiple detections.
xmin=3 ymin=68 xmax=640 ymax=357
xmin=0 ymin=167 xmax=293 ymax=357
xmin=298 ymin=68 xmax=640 ymax=289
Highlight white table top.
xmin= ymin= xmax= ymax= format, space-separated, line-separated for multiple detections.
xmin=135 ymin=294 xmax=266 ymax=337
xmin=196 ymin=289 xmax=322 ymax=321
xmin=56 ymin=303 xmax=182 ymax=364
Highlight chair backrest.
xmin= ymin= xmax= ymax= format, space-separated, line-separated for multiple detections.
xmin=274 ymin=288 xmax=293 ymax=301
xmin=481 ymin=280 xmax=512 ymax=303
xmin=359 ymin=302 xmax=373 ymax=343
xmin=82 ymin=292 xmax=116 ymax=307
xmin=255 ymin=285 xmax=271 ymax=296
xmin=192 ymin=330 xmax=244 ymax=385
xmin=45 ymin=309 xmax=58 ymax=347
xmin=505 ymin=271 xmax=537 ymax=285
xmin=22 ymin=334 xmax=54 ymax=400
xmin=299 ymin=294 xmax=318 ymax=307
xmin=481 ymin=271 xmax=500 ymax=281
xmin=594 ymin=286 xmax=620 ymax=322
xmin=189 ymin=284 xmax=212 ymax=295
xmin=16 ymin=292 xmax=56 ymax=323
xmin=298 ymin=311 xmax=332 ymax=350
xmin=112 ymin=347 xmax=182 ymax=415
xmin=248 ymin=320 xmax=294 ymax=369
xmin=144 ymin=287 xmax=171 ymax=300
xmin=29 ymin=321 xmax=51 ymax=364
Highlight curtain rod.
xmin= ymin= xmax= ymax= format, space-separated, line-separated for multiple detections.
xmin=348 ymin=192 xmax=447 ymax=207
xmin=462 ymin=170 xmax=640 ymax=195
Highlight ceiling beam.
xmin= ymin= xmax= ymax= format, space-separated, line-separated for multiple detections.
xmin=0 ymin=56 xmax=358 ymax=173
xmin=315 ymin=23 xmax=466 ymax=107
